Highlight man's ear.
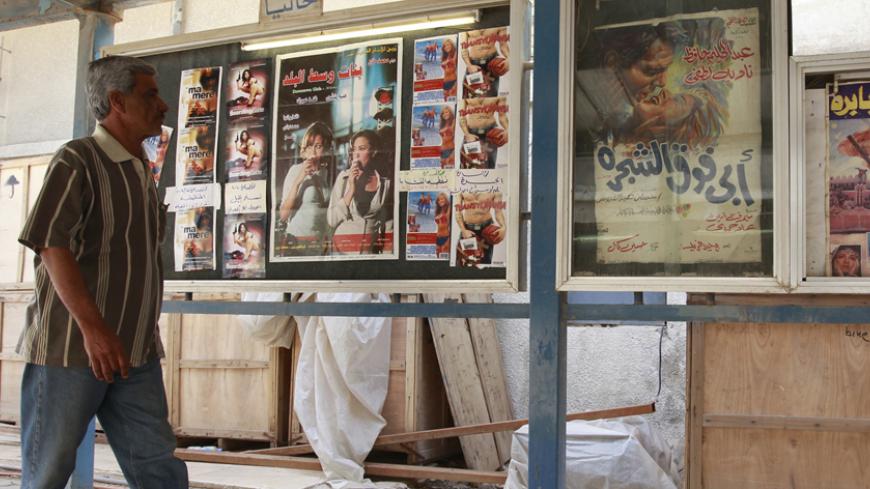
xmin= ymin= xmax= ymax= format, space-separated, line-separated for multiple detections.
xmin=108 ymin=90 xmax=126 ymax=115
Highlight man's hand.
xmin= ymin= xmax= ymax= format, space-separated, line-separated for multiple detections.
xmin=82 ymin=323 xmax=130 ymax=382
xmin=39 ymin=247 xmax=130 ymax=383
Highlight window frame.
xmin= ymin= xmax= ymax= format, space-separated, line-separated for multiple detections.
xmin=555 ymin=0 xmax=791 ymax=293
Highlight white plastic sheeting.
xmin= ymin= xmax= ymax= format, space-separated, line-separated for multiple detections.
xmin=294 ymin=292 xmax=394 ymax=489
xmin=238 ymin=292 xmax=296 ymax=348
xmin=505 ymin=416 xmax=679 ymax=489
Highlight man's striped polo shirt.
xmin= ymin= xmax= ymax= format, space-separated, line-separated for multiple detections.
xmin=18 ymin=124 xmax=166 ymax=368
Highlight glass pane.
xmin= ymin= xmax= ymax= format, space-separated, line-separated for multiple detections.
xmin=571 ymin=0 xmax=774 ymax=278
xmin=805 ymin=74 xmax=870 ymax=278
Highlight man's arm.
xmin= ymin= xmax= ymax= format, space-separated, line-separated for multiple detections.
xmin=40 ymin=247 xmax=129 ymax=382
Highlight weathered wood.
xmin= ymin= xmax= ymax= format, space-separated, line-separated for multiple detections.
xmin=462 ymin=293 xmax=514 ymax=464
xmin=175 ymin=449 xmax=507 ymax=485
xmin=690 ymin=293 xmax=870 ymax=489
xmin=0 ymin=295 xmax=28 ymax=423
xmin=422 ymin=293 xmax=500 ymax=470
xmin=249 ymin=403 xmax=655 ymax=456
xmin=0 ymin=166 xmax=26 ymax=283
xmin=703 ymin=414 xmax=870 ymax=432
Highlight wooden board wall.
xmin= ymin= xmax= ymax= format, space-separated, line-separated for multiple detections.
xmin=0 ymin=292 xmax=29 ymax=423
xmin=687 ymin=294 xmax=870 ymax=489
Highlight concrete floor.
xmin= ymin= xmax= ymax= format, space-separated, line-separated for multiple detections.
xmin=0 ymin=432 xmax=327 ymax=489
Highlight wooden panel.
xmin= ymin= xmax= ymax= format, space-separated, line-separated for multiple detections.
xmin=691 ymin=293 xmax=870 ymax=489
xmin=704 ymin=322 xmax=870 ymax=418
xmin=702 ymin=429 xmax=870 ymax=489
xmin=0 ymin=297 xmax=28 ymax=423
xmin=463 ymin=293 xmax=513 ymax=465
xmin=178 ymin=366 xmax=273 ymax=436
xmin=0 ymin=167 xmax=26 ymax=283
xmin=180 ymin=314 xmax=270 ymax=362
xmin=22 ymin=162 xmax=48 ymax=284
xmin=422 ymin=293 xmax=500 ymax=471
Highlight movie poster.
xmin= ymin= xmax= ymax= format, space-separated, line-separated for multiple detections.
xmin=270 ymin=39 xmax=401 ymax=261
xmin=176 ymin=67 xmax=222 ymax=186
xmin=174 ymin=206 xmax=215 ymax=272
xmin=223 ymin=214 xmax=266 ymax=278
xmin=226 ymin=60 xmax=270 ymax=120
xmin=457 ymin=27 xmax=511 ymax=100
xmin=178 ymin=67 xmax=221 ymax=127
xmin=406 ymin=190 xmax=452 ymax=261
xmin=411 ymin=104 xmax=455 ymax=169
xmin=142 ymin=125 xmax=173 ymax=184
xmin=826 ymin=80 xmax=870 ymax=277
xmin=450 ymin=169 xmax=507 ymax=268
xmin=456 ymin=96 xmax=509 ymax=169
xmin=575 ymin=9 xmax=762 ymax=265
xmin=176 ymin=125 xmax=216 ymax=185
xmin=413 ymin=35 xmax=458 ymax=105
xmin=225 ymin=120 xmax=268 ymax=181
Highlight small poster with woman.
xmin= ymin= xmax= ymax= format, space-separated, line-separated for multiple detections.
xmin=226 ymin=59 xmax=270 ymax=120
xmin=413 ymin=34 xmax=458 ymax=105
xmin=174 ymin=206 xmax=215 ymax=271
xmin=410 ymin=105 xmax=456 ymax=169
xmin=223 ymin=214 xmax=266 ymax=278
xmin=406 ymin=190 xmax=452 ymax=260
xmin=225 ymin=121 xmax=268 ymax=181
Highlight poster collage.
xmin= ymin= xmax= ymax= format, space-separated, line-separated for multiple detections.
xmin=825 ymin=80 xmax=870 ymax=278
xmin=153 ymin=26 xmax=512 ymax=278
xmin=575 ymin=8 xmax=763 ymax=267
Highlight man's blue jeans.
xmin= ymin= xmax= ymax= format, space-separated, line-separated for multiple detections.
xmin=20 ymin=358 xmax=188 ymax=489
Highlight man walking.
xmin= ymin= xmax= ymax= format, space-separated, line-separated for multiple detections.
xmin=17 ymin=56 xmax=188 ymax=488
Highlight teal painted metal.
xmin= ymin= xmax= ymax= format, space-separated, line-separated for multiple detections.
xmin=528 ymin=0 xmax=566 ymax=487
xmin=162 ymin=299 xmax=530 ymax=318
xmin=566 ymin=303 xmax=870 ymax=324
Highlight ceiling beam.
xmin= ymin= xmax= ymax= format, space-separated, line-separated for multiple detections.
xmin=0 ymin=0 xmax=161 ymax=32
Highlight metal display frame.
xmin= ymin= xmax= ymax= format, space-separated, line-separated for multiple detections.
xmin=11 ymin=2 xmax=870 ymax=489
xmin=789 ymin=51 xmax=870 ymax=293
xmin=555 ymin=0 xmax=793 ymax=294
xmin=105 ymin=0 xmax=525 ymax=294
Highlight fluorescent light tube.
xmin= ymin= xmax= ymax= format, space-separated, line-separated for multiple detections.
xmin=242 ymin=15 xmax=476 ymax=51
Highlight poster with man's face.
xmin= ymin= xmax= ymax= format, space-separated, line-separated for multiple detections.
xmin=575 ymin=9 xmax=763 ymax=266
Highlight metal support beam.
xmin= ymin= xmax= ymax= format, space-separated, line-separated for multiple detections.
xmin=72 ymin=12 xmax=115 ymax=138
xmin=528 ymin=0 xmax=566 ymax=488
xmin=67 ymin=12 xmax=115 ymax=488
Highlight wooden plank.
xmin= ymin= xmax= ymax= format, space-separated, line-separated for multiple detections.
xmin=0 ymin=166 xmax=26 ymax=283
xmin=270 ymin=346 xmax=290 ymax=446
xmin=702 ymin=429 xmax=870 ymax=489
xmin=174 ymin=427 xmax=274 ymax=440
xmin=250 ymin=404 xmax=655 ymax=456
xmin=422 ymin=293 xmax=500 ymax=471
xmin=178 ymin=359 xmax=270 ymax=369
xmin=462 ymin=293 xmax=513 ymax=464
xmin=175 ymin=450 xmax=507 ymax=485
xmin=704 ymin=322 xmax=870 ymax=418
xmin=703 ymin=414 xmax=870 ymax=432
xmin=0 ymin=299 xmax=27 ymax=423
xmin=165 ymin=313 xmax=182 ymax=428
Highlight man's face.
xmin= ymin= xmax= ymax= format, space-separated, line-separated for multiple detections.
xmin=120 ymin=73 xmax=168 ymax=138
xmin=622 ymin=38 xmax=674 ymax=102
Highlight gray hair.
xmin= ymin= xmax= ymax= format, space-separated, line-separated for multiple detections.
xmin=87 ymin=56 xmax=156 ymax=121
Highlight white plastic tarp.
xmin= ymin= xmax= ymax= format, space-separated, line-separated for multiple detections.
xmin=238 ymin=291 xmax=296 ymax=348
xmin=505 ymin=416 xmax=679 ymax=489
xmin=294 ymin=292 xmax=394 ymax=489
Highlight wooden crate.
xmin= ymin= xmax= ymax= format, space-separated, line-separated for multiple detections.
xmin=687 ymin=294 xmax=870 ymax=489
xmin=161 ymin=293 xmax=291 ymax=445
xmin=0 ymin=291 xmax=30 ymax=423
xmin=289 ymin=307 xmax=457 ymax=463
